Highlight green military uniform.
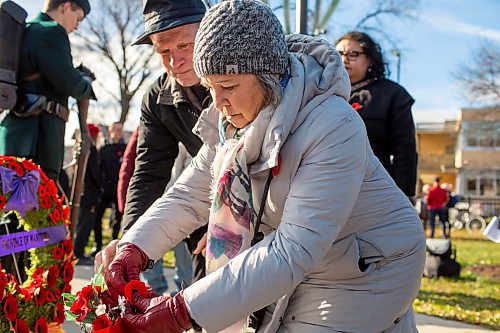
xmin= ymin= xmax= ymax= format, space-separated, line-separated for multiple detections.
xmin=0 ymin=11 xmax=92 ymax=179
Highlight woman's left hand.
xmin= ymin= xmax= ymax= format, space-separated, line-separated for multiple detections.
xmin=123 ymin=291 xmax=194 ymax=333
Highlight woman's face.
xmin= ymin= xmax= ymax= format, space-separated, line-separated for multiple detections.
xmin=202 ymin=74 xmax=266 ymax=129
xmin=336 ymin=39 xmax=372 ymax=85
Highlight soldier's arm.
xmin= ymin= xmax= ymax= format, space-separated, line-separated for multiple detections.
xmin=122 ymin=82 xmax=180 ymax=232
xmin=36 ymin=25 xmax=92 ymax=100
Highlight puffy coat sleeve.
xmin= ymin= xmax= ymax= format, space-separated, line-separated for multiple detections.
xmin=184 ymin=106 xmax=369 ymax=332
xmin=119 ymin=143 xmax=214 ymax=259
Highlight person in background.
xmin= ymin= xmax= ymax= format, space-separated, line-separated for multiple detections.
xmin=427 ymin=177 xmax=449 ymax=238
xmin=116 ymin=128 xmax=193 ymax=294
xmin=335 ymin=31 xmax=418 ymax=199
xmin=443 ymin=183 xmax=458 ymax=235
xmin=0 ymin=0 xmax=94 ymax=281
xmin=94 ymin=0 xmax=209 ymax=300
xmin=92 ymin=122 xmax=126 ymax=255
xmin=104 ymin=1 xmax=426 ymax=332
xmin=74 ymin=123 xmax=102 ymax=265
xmin=418 ymin=184 xmax=430 ymax=232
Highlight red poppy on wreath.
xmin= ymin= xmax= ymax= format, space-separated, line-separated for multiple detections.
xmin=0 ymin=286 xmax=4 ymax=302
xmin=3 ymin=294 xmax=18 ymax=321
xmin=40 ymin=196 xmax=52 ymax=209
xmin=61 ymin=238 xmax=73 ymax=255
xmin=52 ymin=246 xmax=64 ymax=260
xmin=63 ymin=283 xmax=71 ymax=293
xmin=34 ymin=316 xmax=48 ymax=333
xmin=53 ymin=302 xmax=65 ymax=324
xmin=19 ymin=288 xmax=32 ymax=302
xmin=6 ymin=160 xmax=24 ymax=176
xmin=50 ymin=209 xmax=62 ymax=224
xmin=124 ymin=280 xmax=149 ymax=303
xmin=14 ymin=318 xmax=30 ymax=333
xmin=38 ymin=184 xmax=48 ymax=198
xmin=34 ymin=287 xmax=46 ymax=306
xmin=351 ymin=102 xmax=362 ymax=111
xmin=33 ymin=267 xmax=45 ymax=279
xmin=92 ymin=314 xmax=113 ymax=331
xmin=30 ymin=277 xmax=44 ymax=289
xmin=62 ymin=261 xmax=74 ymax=283
xmin=45 ymin=266 xmax=59 ymax=288
xmin=21 ymin=159 xmax=38 ymax=172
xmin=45 ymin=290 xmax=55 ymax=303
xmin=0 ymin=195 xmax=6 ymax=210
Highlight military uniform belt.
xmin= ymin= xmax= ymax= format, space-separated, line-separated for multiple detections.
xmin=43 ymin=100 xmax=70 ymax=122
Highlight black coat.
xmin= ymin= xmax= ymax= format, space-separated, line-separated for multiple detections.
xmin=99 ymin=140 xmax=127 ymax=197
xmin=349 ymin=78 xmax=417 ymax=197
xmin=122 ymin=73 xmax=210 ymax=231
xmin=81 ymin=144 xmax=102 ymax=207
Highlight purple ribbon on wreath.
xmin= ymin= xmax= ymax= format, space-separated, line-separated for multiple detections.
xmin=0 ymin=166 xmax=40 ymax=217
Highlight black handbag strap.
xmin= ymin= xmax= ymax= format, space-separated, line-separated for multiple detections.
xmin=251 ymin=169 xmax=274 ymax=246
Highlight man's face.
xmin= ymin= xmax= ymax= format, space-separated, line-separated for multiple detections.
xmin=150 ymin=23 xmax=200 ymax=87
xmin=59 ymin=2 xmax=84 ymax=34
xmin=109 ymin=123 xmax=123 ymax=142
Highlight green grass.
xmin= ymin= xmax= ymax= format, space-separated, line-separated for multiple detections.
xmin=414 ymin=229 xmax=500 ymax=329
xmin=83 ymin=208 xmax=176 ymax=267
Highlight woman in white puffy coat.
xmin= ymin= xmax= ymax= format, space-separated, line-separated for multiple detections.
xmin=107 ymin=1 xmax=426 ymax=332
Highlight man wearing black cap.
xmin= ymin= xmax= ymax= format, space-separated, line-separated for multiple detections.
xmin=0 ymin=0 xmax=94 ymax=281
xmin=95 ymin=0 xmax=208 ymax=298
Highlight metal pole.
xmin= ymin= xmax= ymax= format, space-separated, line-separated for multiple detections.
xmin=296 ymin=0 xmax=308 ymax=34
xmin=391 ymin=49 xmax=401 ymax=83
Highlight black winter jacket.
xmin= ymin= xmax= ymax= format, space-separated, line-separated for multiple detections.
xmin=122 ymin=73 xmax=209 ymax=231
xmin=349 ymin=78 xmax=417 ymax=197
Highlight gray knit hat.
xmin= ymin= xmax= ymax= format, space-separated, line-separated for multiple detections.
xmin=194 ymin=0 xmax=289 ymax=77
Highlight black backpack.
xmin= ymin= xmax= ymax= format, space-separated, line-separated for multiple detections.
xmin=0 ymin=1 xmax=27 ymax=110
xmin=424 ymin=238 xmax=461 ymax=278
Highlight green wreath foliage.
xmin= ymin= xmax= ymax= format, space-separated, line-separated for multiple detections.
xmin=0 ymin=156 xmax=74 ymax=332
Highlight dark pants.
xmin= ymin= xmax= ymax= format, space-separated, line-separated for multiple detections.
xmin=74 ymin=205 xmax=97 ymax=258
xmin=185 ymin=225 xmax=207 ymax=283
xmin=93 ymin=194 xmax=122 ymax=251
xmin=429 ymin=207 xmax=448 ymax=238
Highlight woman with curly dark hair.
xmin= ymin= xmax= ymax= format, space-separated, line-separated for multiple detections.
xmin=336 ymin=31 xmax=418 ymax=198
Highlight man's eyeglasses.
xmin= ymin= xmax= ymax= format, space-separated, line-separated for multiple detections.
xmin=337 ymin=50 xmax=365 ymax=61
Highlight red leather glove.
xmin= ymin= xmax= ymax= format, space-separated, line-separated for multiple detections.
xmin=123 ymin=291 xmax=194 ymax=333
xmin=106 ymin=243 xmax=150 ymax=299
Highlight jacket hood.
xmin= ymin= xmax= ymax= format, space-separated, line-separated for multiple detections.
xmin=194 ymin=34 xmax=351 ymax=173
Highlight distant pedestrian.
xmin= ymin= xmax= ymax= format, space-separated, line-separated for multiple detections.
xmin=427 ymin=177 xmax=449 ymax=238
xmin=335 ymin=31 xmax=417 ymax=198
xmin=92 ymin=122 xmax=126 ymax=255
xmin=74 ymin=123 xmax=102 ymax=265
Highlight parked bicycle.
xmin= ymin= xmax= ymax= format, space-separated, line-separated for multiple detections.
xmin=448 ymin=202 xmax=487 ymax=234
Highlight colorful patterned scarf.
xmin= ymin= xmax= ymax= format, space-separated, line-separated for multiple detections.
xmin=206 ymin=117 xmax=255 ymax=274
xmin=206 ymin=105 xmax=274 ymax=275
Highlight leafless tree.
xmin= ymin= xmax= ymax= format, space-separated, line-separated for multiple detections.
xmin=454 ymin=40 xmax=500 ymax=103
xmin=74 ymin=0 xmax=157 ymax=124
xmin=203 ymin=0 xmax=418 ymax=37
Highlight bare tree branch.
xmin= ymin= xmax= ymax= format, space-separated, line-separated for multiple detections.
xmin=454 ymin=40 xmax=500 ymax=103
xmin=74 ymin=0 xmax=158 ymax=124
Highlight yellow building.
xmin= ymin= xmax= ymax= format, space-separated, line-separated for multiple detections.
xmin=416 ymin=121 xmax=459 ymax=192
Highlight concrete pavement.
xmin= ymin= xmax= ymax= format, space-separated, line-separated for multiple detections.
xmin=63 ymin=264 xmax=495 ymax=333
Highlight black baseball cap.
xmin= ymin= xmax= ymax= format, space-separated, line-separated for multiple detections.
xmin=133 ymin=0 xmax=206 ymax=45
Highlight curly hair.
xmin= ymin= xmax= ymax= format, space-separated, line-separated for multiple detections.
xmin=335 ymin=31 xmax=388 ymax=80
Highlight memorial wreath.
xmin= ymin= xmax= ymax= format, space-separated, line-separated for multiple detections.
xmin=0 ymin=156 xmax=74 ymax=332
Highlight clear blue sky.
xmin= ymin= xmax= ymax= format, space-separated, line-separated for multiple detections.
xmin=14 ymin=0 xmax=500 ymax=126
